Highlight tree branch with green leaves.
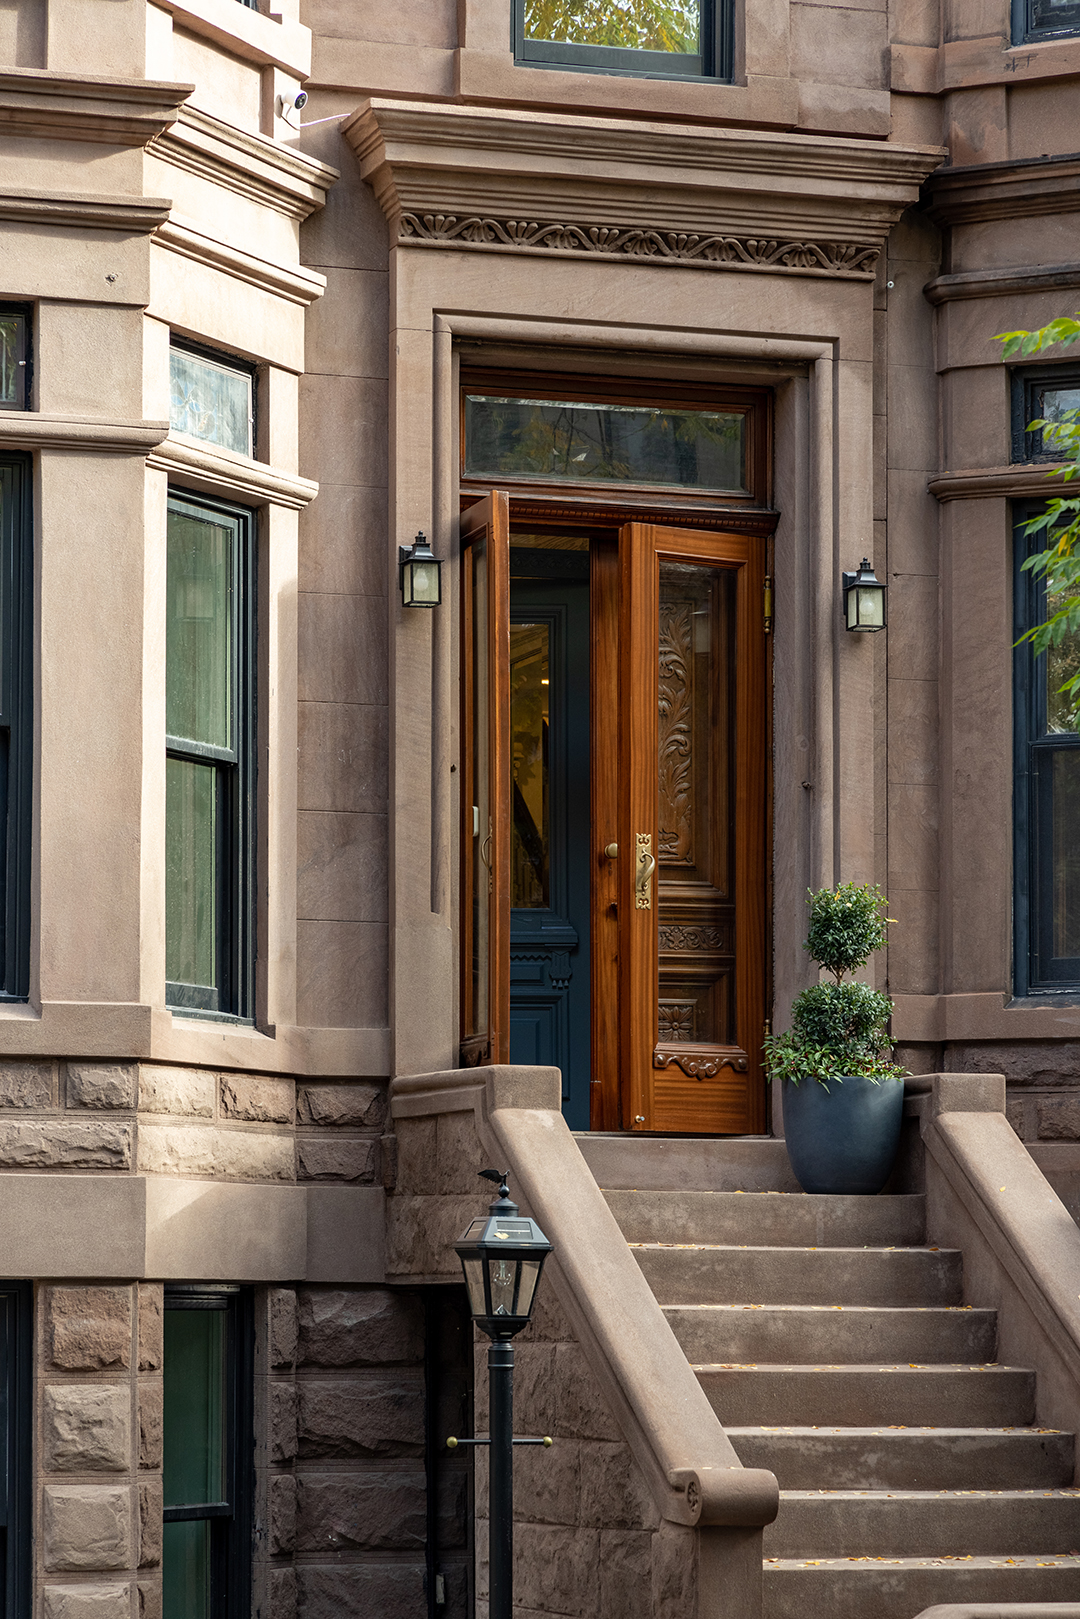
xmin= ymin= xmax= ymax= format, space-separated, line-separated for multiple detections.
xmin=995 ymin=314 xmax=1080 ymax=727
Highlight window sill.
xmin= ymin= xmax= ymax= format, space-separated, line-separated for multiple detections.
xmin=149 ymin=432 xmax=319 ymax=511
xmin=152 ymin=0 xmax=311 ymax=77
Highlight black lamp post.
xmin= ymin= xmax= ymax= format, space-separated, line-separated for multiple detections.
xmin=842 ymin=557 xmax=887 ymax=632
xmin=452 ymin=1170 xmax=552 ymax=1619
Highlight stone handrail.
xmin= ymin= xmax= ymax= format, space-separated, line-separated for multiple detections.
xmin=390 ymin=1063 xmax=780 ymax=1532
xmin=913 ymin=1608 xmax=1080 ymax=1617
xmin=912 ymin=1072 xmax=1080 ymax=1449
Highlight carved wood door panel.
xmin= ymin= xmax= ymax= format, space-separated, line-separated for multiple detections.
xmin=618 ymin=525 xmax=767 ymax=1133
xmin=460 ymin=492 xmax=511 ymax=1066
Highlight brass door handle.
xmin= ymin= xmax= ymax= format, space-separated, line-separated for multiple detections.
xmin=635 ymin=833 xmax=655 ymax=910
xmin=604 ymin=842 xmax=619 ymax=859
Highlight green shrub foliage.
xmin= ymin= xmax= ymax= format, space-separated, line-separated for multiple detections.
xmin=764 ymin=883 xmax=904 ymax=1089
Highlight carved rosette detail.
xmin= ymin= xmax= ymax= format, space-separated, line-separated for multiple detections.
xmin=653 ymin=1048 xmax=749 ymax=1079
xmin=658 ymin=1002 xmax=696 ymax=1043
xmin=658 ymin=598 xmax=693 ymax=865
xmin=658 ymin=924 xmax=727 ymax=952
xmin=398 ymin=213 xmax=881 ymax=277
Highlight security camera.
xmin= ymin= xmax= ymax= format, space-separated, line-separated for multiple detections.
xmin=276 ymin=89 xmax=308 ymax=120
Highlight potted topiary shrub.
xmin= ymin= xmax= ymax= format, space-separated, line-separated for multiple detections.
xmin=764 ymin=882 xmax=907 ymax=1194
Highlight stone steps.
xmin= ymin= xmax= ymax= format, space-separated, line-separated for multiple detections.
xmin=764 ymin=1488 xmax=1080 ymax=1557
xmin=599 ymin=1160 xmax=1080 ymax=1619
xmin=633 ymin=1244 xmax=963 ymax=1307
xmin=665 ymin=1303 xmax=998 ymax=1364
xmin=761 ymin=1556 xmax=1080 ymax=1619
xmin=697 ymin=1364 xmax=1036 ymax=1427
xmin=726 ymin=1426 xmax=1075 ymax=1489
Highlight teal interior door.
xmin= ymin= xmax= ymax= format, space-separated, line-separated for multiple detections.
xmin=508 ymin=545 xmax=591 ymax=1127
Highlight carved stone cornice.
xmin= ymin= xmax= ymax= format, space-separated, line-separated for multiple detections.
xmin=0 ymin=414 xmax=168 ymax=454
xmin=926 ymin=152 xmax=1080 ymax=228
xmin=346 ymin=98 xmax=944 ymax=280
xmin=148 ymin=434 xmax=319 ymax=510
xmin=926 ymin=261 xmax=1080 ymax=304
xmin=0 ymin=190 xmax=171 ymax=232
xmin=154 ymin=217 xmax=327 ymax=306
xmin=149 ymin=104 xmax=338 ymax=222
xmin=0 ymin=68 xmax=191 ymax=146
xmin=928 ymin=463 xmax=1068 ymax=502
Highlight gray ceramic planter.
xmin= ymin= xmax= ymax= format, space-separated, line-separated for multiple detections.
xmin=781 ymin=1073 xmax=905 ymax=1194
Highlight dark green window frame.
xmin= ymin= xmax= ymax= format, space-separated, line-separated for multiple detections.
xmin=1011 ymin=364 xmax=1080 ymax=464
xmin=163 ymin=1287 xmax=254 ymax=1619
xmin=1013 ymin=503 xmax=1080 ymax=995
xmin=0 ymin=1285 xmax=31 ymax=1619
xmin=512 ymin=0 xmax=731 ymax=80
xmin=0 ymin=309 xmax=29 ymax=413
xmin=1012 ymin=0 xmax=1080 ymax=42
xmin=165 ymin=491 xmax=255 ymax=1020
xmin=0 ymin=457 xmax=32 ymax=1002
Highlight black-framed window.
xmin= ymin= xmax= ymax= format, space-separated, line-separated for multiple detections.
xmin=1013 ymin=0 xmax=1080 ymax=40
xmin=0 ymin=309 xmax=29 ymax=413
xmin=513 ymin=0 xmax=731 ymax=80
xmin=1011 ymin=365 xmax=1080 ymax=463
xmin=1014 ymin=504 xmax=1080 ymax=994
xmin=0 ymin=458 xmax=31 ymax=1003
xmin=0 ymin=1285 xmax=31 ymax=1619
xmin=163 ymin=1287 xmax=253 ymax=1619
xmin=166 ymin=492 xmax=255 ymax=1019
xmin=169 ymin=341 xmax=255 ymax=459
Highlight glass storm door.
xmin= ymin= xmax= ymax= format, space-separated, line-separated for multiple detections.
xmin=619 ymin=525 xmax=767 ymax=1133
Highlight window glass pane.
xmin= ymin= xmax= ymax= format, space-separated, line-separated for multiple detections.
xmin=163 ymin=1308 xmax=225 ymax=1507
xmin=510 ymin=622 xmax=550 ymax=908
xmin=465 ymin=396 xmax=746 ymax=492
xmin=167 ymin=508 xmax=233 ymax=751
xmin=1046 ymin=588 xmax=1080 ymax=734
xmin=0 ymin=319 xmax=23 ymax=408
xmin=170 ymin=348 xmax=253 ymax=456
xmin=166 ymin=759 xmax=218 ymax=990
xmin=1035 ymin=384 xmax=1080 ymax=454
xmin=163 ymin=1521 xmax=211 ymax=1619
xmin=1053 ymin=751 xmax=1080 ymax=958
xmin=467 ymin=539 xmax=490 ymax=1039
xmin=524 ymin=0 xmax=700 ymax=52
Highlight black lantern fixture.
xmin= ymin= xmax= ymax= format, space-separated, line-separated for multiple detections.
xmin=398 ymin=531 xmax=442 ymax=608
xmin=842 ymin=557 xmax=887 ymax=632
xmin=453 ymin=1171 xmax=553 ymax=1619
xmin=455 ymin=1169 xmax=552 ymax=1339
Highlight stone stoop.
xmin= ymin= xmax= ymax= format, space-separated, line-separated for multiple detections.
xmin=591 ymin=1149 xmax=1080 ymax=1619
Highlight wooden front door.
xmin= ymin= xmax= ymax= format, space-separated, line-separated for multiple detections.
xmin=461 ymin=504 xmax=768 ymax=1132
xmin=618 ymin=525 xmax=767 ymax=1134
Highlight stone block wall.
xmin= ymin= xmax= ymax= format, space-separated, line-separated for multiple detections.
xmin=264 ymin=1284 xmax=430 ymax=1619
xmin=37 ymin=1282 xmax=162 ymax=1619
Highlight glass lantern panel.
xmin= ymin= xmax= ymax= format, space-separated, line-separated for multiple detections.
xmin=461 ymin=1256 xmax=488 ymax=1321
xmin=406 ymin=561 xmax=440 ymax=605
xmin=513 ymin=1257 xmax=544 ymax=1320
xmin=488 ymin=1254 xmax=520 ymax=1318
xmin=856 ymin=585 xmax=884 ymax=628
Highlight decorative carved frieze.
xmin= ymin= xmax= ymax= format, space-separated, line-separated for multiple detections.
xmin=398 ymin=212 xmax=881 ymax=277
xmin=653 ymin=1046 xmax=749 ymax=1079
xmin=658 ymin=925 xmax=727 ymax=952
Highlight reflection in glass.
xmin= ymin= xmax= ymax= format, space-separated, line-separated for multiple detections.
xmin=166 ymin=759 xmax=218 ymax=989
xmin=167 ymin=510 xmax=233 ymax=750
xmin=465 ymin=395 xmax=745 ymax=492
xmin=468 ymin=540 xmax=490 ymax=1038
xmin=1046 ymin=589 xmax=1080 ymax=733
xmin=170 ymin=347 xmax=253 ymax=456
xmin=1054 ymin=750 xmax=1080 ymax=958
xmin=489 ymin=1256 xmax=518 ymax=1317
xmin=164 ymin=1309 xmax=225 ymax=1507
xmin=0 ymin=317 xmax=24 ymax=408
xmin=510 ymin=623 xmax=549 ymax=907
xmin=163 ymin=1521 xmax=211 ymax=1619
xmin=523 ymin=0 xmax=700 ymax=52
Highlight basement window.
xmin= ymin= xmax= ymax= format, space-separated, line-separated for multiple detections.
xmin=1013 ymin=0 xmax=1080 ymax=40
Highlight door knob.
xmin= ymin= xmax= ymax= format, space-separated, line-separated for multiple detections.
xmin=604 ymin=842 xmax=618 ymax=859
xmin=635 ymin=833 xmax=655 ymax=910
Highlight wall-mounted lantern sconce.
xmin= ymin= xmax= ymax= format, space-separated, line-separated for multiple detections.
xmin=398 ymin=532 xmax=442 ymax=608
xmin=842 ymin=558 xmax=887 ymax=632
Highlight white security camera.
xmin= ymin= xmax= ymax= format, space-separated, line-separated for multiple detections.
xmin=276 ymin=90 xmax=309 ymax=120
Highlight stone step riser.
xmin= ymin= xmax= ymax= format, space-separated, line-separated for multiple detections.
xmin=762 ymin=1560 xmax=1080 ymax=1619
xmin=606 ymin=1191 xmax=926 ymax=1248
xmin=634 ymin=1246 xmax=963 ymax=1307
xmin=728 ymin=1428 xmax=1075 ymax=1490
xmin=697 ymin=1367 xmax=1036 ymax=1427
xmin=764 ymin=1492 xmax=1080 ymax=1557
xmin=668 ymin=1306 xmax=997 ymax=1365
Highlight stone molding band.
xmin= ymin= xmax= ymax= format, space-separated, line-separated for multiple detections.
xmin=398 ymin=211 xmax=881 ymax=277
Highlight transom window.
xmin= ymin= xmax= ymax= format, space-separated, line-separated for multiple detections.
xmin=170 ymin=342 xmax=255 ymax=458
xmin=513 ymin=0 xmax=730 ymax=79
xmin=1012 ymin=365 xmax=1080 ymax=463
xmin=1013 ymin=0 xmax=1080 ymax=40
